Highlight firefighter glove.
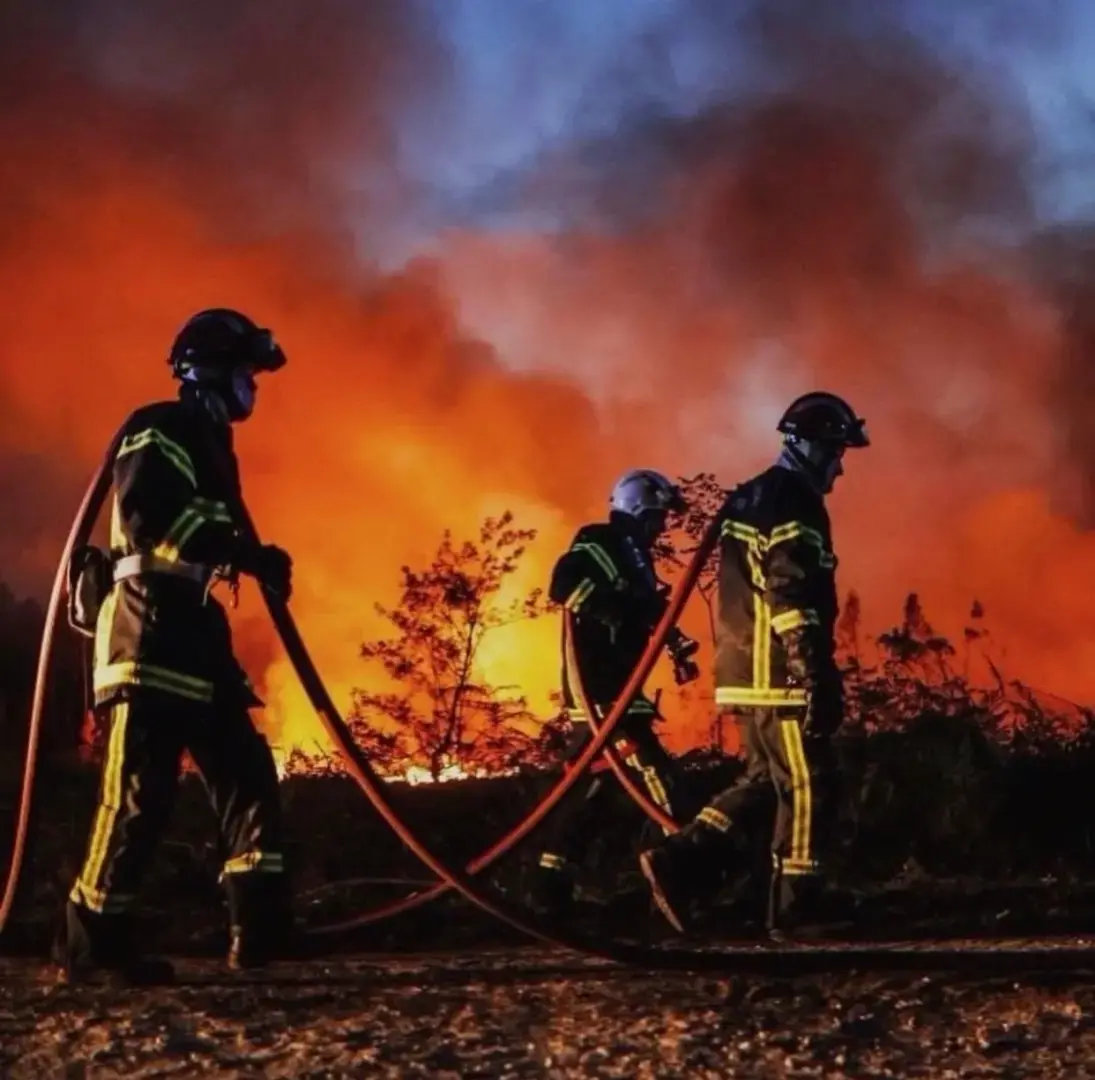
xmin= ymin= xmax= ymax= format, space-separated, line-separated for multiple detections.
xmin=667 ymin=628 xmax=700 ymax=685
xmin=243 ymin=543 xmax=293 ymax=601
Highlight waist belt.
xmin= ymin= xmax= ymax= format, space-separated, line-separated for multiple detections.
xmin=113 ymin=554 xmax=213 ymax=586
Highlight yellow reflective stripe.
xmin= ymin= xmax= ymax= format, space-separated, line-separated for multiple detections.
xmin=572 ymin=542 xmax=618 ymax=581
xmin=779 ymin=718 xmax=812 ymax=868
xmin=109 ymin=496 xmax=125 ymax=550
xmin=769 ymin=521 xmax=835 ymax=567
xmin=565 ymin=578 xmax=596 ymax=611
xmin=769 ymin=521 xmax=825 ymax=549
xmin=563 ymin=597 xmax=654 ymax=716
xmin=154 ymin=509 xmax=203 ymax=562
xmin=191 ymin=497 xmax=234 ymax=523
xmin=566 ymin=701 xmax=654 ymax=724
xmin=721 ymin=519 xmax=760 ymax=547
xmin=724 ymin=518 xmax=835 ymax=567
xmin=697 ymin=806 xmax=731 ymax=832
xmin=154 ymin=498 xmax=234 ymax=562
xmin=754 ymin=593 xmax=770 ymax=688
xmin=539 ymin=853 xmax=567 ymax=871
xmin=223 ymin=851 xmax=285 ymax=875
xmin=69 ymin=880 xmax=135 ymax=915
xmin=562 ymin=617 xmax=582 ymax=713
xmin=626 ymin=752 xmax=674 ymax=834
xmin=722 ymin=515 xmax=830 ymax=699
xmin=94 ymin=585 xmax=120 ymax=669
xmin=780 ymin=857 xmax=820 ymax=876
xmin=715 ymin=686 xmax=808 ymax=707
xmin=94 ymin=661 xmax=214 ymax=702
xmin=771 ymin=608 xmax=820 ymax=635
xmin=74 ymin=701 xmax=130 ymax=908
xmin=117 ymin=428 xmax=197 ymax=487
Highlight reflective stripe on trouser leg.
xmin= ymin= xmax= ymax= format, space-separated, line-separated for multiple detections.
xmin=625 ymin=752 xmax=674 ymax=836
xmin=777 ymin=717 xmax=818 ymax=876
xmin=70 ymin=697 xmax=183 ymax=915
xmin=188 ymin=705 xmax=286 ymax=885
xmin=69 ymin=703 xmax=136 ymax=914
xmin=222 ymin=852 xmax=285 ymax=876
xmin=696 ymin=806 xmax=732 ymax=832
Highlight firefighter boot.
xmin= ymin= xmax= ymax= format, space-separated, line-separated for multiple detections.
xmin=225 ymin=872 xmax=295 ymax=970
xmin=767 ymin=866 xmax=827 ymax=943
xmin=640 ymin=823 xmax=731 ymax=934
xmin=55 ymin=901 xmax=176 ymax=987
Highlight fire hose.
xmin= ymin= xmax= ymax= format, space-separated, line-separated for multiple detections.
xmin=0 ymin=425 xmax=725 ymax=971
xmin=0 ymin=442 xmax=116 ymax=935
xmin=565 ymin=609 xmax=680 ymax=836
xmin=307 ymin=608 xmax=681 ymax=937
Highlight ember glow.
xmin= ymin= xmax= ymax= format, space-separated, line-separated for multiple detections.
xmin=3 ymin=3 xmax=1095 ymax=767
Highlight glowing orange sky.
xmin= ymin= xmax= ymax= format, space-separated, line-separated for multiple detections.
xmin=2 ymin=1 xmax=1094 ymax=761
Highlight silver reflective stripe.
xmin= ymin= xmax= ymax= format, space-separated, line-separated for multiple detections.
xmin=113 ymin=554 xmax=211 ymax=585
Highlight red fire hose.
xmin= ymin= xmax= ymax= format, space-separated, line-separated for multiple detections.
xmin=307 ymin=574 xmax=686 ymax=938
xmin=565 ymin=609 xmax=680 ymax=836
xmin=0 ymin=427 xmax=719 ymax=970
xmin=279 ymin=519 xmax=708 ymax=937
xmin=0 ymin=449 xmax=115 ymax=934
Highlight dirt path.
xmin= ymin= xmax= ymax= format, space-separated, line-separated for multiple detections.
xmin=3 ymin=948 xmax=1095 ymax=1078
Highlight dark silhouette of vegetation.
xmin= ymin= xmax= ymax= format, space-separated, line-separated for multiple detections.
xmin=0 ymin=583 xmax=86 ymax=774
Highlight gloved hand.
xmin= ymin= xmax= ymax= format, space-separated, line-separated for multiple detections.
xmin=783 ymin=625 xmax=842 ymax=736
xmin=241 ymin=543 xmax=293 ymax=601
xmin=666 ymin=628 xmax=700 ymax=685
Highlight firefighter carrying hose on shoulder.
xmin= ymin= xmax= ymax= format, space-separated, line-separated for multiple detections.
xmin=529 ymin=469 xmax=701 ymax=914
xmin=55 ymin=308 xmax=295 ymax=986
xmin=639 ymin=392 xmax=869 ymax=940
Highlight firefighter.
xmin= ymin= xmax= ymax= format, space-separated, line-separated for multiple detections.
xmin=55 ymin=308 xmax=295 ymax=985
xmin=638 ymin=391 xmax=869 ymax=939
xmin=530 ymin=469 xmax=702 ymax=914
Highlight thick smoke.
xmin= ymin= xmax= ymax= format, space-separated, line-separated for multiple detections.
xmin=442 ymin=1 xmax=1095 ymax=708
xmin=0 ymin=0 xmax=617 ymax=748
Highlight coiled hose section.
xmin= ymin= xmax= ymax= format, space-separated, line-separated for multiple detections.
xmin=1 ymin=437 xmax=728 ymax=970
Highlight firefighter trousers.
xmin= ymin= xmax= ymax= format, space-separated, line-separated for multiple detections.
xmin=672 ymin=706 xmax=837 ymax=928
xmin=537 ymin=712 xmax=683 ymax=878
xmin=63 ymin=690 xmax=288 ymax=968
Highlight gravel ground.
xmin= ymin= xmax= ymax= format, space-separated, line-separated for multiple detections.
xmin=4 ymin=947 xmax=1095 ymax=1078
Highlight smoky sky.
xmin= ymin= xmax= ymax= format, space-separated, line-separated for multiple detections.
xmin=4 ymin=0 xmax=1095 ymax=721
xmin=452 ymin=0 xmax=1095 ymax=516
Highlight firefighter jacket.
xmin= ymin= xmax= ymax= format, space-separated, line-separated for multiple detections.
xmin=549 ymin=513 xmax=667 ymax=725
xmin=93 ymin=397 xmax=259 ymax=708
xmin=714 ymin=463 xmax=840 ymax=711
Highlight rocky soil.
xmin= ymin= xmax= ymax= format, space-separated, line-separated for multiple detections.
xmin=4 ymin=946 xmax=1095 ymax=1078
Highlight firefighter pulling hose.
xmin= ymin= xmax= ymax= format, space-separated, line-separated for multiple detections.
xmin=8 ymin=371 xmax=1095 ymax=979
xmin=54 ymin=308 xmax=297 ymax=985
xmin=529 ymin=469 xmax=698 ymax=914
xmin=0 ymin=343 xmax=726 ymax=971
